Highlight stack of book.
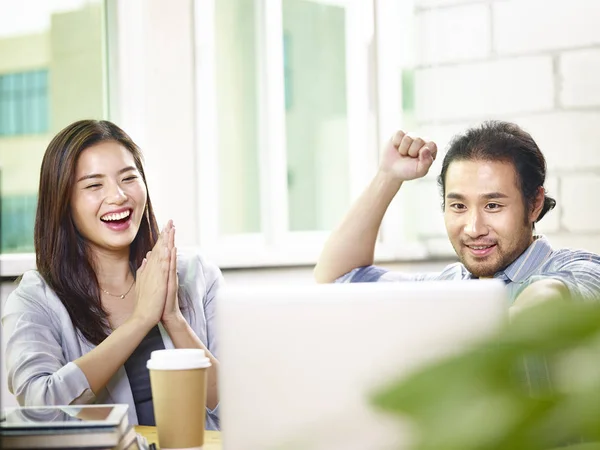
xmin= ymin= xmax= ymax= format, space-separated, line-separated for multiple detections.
xmin=0 ymin=404 xmax=148 ymax=449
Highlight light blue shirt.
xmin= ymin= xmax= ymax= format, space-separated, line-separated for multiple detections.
xmin=337 ymin=236 xmax=600 ymax=303
xmin=337 ymin=235 xmax=600 ymax=399
xmin=2 ymin=250 xmax=222 ymax=430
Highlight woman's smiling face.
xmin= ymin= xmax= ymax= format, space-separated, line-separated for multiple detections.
xmin=70 ymin=140 xmax=148 ymax=255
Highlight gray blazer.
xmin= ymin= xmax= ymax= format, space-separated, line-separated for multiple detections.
xmin=2 ymin=250 xmax=222 ymax=430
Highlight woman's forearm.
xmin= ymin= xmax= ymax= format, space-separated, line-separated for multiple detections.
xmin=74 ymin=316 xmax=153 ymax=395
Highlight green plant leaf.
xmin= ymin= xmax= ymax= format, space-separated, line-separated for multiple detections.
xmin=370 ymin=300 xmax=600 ymax=450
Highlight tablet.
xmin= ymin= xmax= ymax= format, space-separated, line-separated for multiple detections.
xmin=0 ymin=404 xmax=128 ymax=429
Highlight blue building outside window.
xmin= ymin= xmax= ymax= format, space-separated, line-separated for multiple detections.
xmin=0 ymin=69 xmax=49 ymax=136
xmin=0 ymin=69 xmax=49 ymax=252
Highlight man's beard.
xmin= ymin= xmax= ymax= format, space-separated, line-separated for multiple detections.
xmin=456 ymin=230 xmax=532 ymax=278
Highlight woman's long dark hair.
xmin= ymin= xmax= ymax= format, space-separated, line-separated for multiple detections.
xmin=35 ymin=120 xmax=185 ymax=345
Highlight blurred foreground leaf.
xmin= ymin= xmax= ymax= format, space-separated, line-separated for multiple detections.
xmin=372 ymin=300 xmax=600 ymax=450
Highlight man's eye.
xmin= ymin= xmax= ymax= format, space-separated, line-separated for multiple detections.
xmin=450 ymin=203 xmax=466 ymax=210
xmin=486 ymin=203 xmax=501 ymax=210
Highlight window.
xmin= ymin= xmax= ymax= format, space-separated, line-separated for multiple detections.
xmin=3 ymin=0 xmax=418 ymax=272
xmin=0 ymin=0 xmax=108 ymax=256
xmin=194 ymin=0 xmax=408 ymax=267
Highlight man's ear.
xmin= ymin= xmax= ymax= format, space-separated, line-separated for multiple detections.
xmin=530 ymin=186 xmax=545 ymax=222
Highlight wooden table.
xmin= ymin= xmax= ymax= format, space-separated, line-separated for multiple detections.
xmin=135 ymin=426 xmax=222 ymax=450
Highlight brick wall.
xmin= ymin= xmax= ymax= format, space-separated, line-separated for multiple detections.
xmin=403 ymin=0 xmax=600 ymax=255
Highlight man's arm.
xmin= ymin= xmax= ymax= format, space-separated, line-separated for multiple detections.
xmin=509 ymin=278 xmax=570 ymax=320
xmin=314 ymin=131 xmax=437 ymax=283
xmin=313 ymin=171 xmax=401 ymax=284
xmin=510 ymin=252 xmax=600 ymax=319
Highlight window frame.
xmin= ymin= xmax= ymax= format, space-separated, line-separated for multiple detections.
xmin=193 ymin=0 xmax=426 ymax=269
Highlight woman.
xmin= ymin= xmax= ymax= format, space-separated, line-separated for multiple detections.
xmin=2 ymin=120 xmax=222 ymax=429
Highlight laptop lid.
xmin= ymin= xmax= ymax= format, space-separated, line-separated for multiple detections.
xmin=217 ymin=279 xmax=507 ymax=450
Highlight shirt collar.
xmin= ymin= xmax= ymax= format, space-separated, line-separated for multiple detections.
xmin=496 ymin=235 xmax=554 ymax=283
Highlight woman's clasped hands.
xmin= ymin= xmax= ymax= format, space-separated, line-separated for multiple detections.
xmin=131 ymin=220 xmax=183 ymax=330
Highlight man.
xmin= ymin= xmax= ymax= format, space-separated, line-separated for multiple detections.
xmin=314 ymin=120 xmax=600 ymax=314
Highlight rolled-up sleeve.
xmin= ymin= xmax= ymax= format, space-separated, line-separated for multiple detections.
xmin=2 ymin=284 xmax=95 ymax=407
xmin=335 ymin=263 xmax=460 ymax=284
xmin=518 ymin=251 xmax=600 ymax=303
xmin=335 ymin=266 xmax=390 ymax=283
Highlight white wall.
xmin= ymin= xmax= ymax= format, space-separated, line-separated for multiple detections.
xmin=400 ymin=0 xmax=600 ymax=255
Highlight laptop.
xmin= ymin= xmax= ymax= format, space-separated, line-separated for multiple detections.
xmin=217 ymin=279 xmax=507 ymax=450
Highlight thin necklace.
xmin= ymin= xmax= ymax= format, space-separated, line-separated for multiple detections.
xmin=100 ymin=278 xmax=135 ymax=299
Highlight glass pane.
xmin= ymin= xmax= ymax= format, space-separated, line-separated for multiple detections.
xmin=215 ymin=0 xmax=262 ymax=235
xmin=282 ymin=0 xmax=350 ymax=232
xmin=6 ymin=74 xmax=17 ymax=135
xmin=0 ymin=76 xmax=5 ymax=135
xmin=13 ymin=73 xmax=24 ymax=135
xmin=39 ymin=70 xmax=50 ymax=133
xmin=0 ymin=0 xmax=107 ymax=253
xmin=24 ymin=72 xmax=35 ymax=134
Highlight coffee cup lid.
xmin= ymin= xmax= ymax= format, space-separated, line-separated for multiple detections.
xmin=146 ymin=348 xmax=211 ymax=370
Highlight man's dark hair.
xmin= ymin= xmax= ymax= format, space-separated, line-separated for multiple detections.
xmin=437 ymin=120 xmax=556 ymax=225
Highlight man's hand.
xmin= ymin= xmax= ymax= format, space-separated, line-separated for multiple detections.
xmin=379 ymin=130 xmax=438 ymax=182
xmin=509 ymin=278 xmax=570 ymax=320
